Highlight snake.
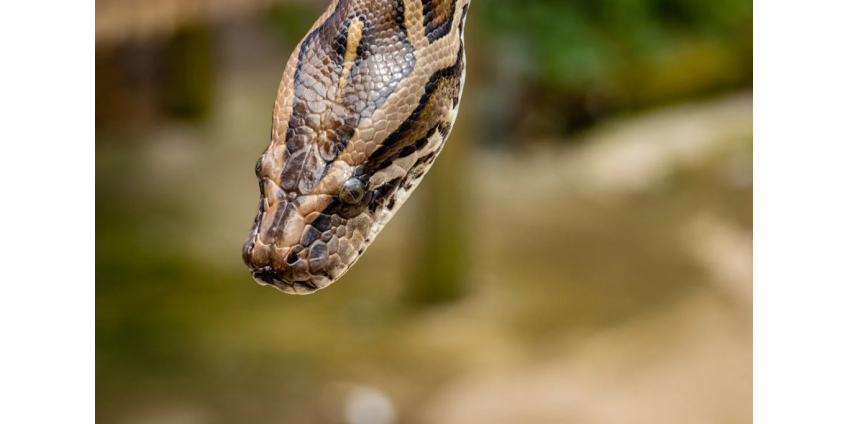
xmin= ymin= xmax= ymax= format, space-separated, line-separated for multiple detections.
xmin=242 ymin=0 xmax=471 ymax=294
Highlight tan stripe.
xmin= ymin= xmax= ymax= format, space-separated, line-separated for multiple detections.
xmin=338 ymin=17 xmax=364 ymax=91
xmin=404 ymin=0 xmax=427 ymax=51
xmin=309 ymin=0 xmax=465 ymax=197
xmin=335 ymin=26 xmax=462 ymax=157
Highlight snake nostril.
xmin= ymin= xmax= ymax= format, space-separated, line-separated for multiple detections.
xmin=286 ymin=251 xmax=299 ymax=265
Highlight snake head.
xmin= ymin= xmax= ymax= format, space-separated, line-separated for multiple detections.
xmin=243 ymin=0 xmax=471 ymax=294
xmin=242 ymin=154 xmax=393 ymax=294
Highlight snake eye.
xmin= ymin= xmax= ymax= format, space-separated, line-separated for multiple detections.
xmin=339 ymin=178 xmax=365 ymax=204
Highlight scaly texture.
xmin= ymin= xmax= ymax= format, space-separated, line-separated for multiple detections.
xmin=243 ymin=0 xmax=471 ymax=294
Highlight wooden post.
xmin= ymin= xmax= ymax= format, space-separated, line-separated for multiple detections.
xmin=407 ymin=30 xmax=480 ymax=306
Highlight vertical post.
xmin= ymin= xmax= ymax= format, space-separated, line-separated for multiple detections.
xmin=407 ymin=29 xmax=480 ymax=306
xmin=407 ymin=118 xmax=471 ymax=305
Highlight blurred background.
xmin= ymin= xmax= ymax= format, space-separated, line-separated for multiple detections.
xmin=96 ymin=0 xmax=752 ymax=423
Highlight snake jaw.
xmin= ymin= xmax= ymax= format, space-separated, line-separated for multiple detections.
xmin=250 ymin=266 xmax=323 ymax=295
xmin=243 ymin=0 xmax=471 ymax=294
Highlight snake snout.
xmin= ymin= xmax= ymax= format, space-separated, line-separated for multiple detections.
xmin=244 ymin=250 xmax=334 ymax=294
xmin=244 ymin=213 xmax=338 ymax=295
xmin=251 ymin=266 xmax=319 ymax=295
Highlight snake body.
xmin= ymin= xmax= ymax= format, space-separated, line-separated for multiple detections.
xmin=242 ymin=0 xmax=471 ymax=294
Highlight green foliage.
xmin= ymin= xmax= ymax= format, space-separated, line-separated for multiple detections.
xmin=480 ymin=0 xmax=752 ymax=86
xmin=477 ymin=0 xmax=752 ymax=137
xmin=264 ymin=2 xmax=325 ymax=47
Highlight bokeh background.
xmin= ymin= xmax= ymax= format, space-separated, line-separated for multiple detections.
xmin=96 ymin=0 xmax=752 ymax=423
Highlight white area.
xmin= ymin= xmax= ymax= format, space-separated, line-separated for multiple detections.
xmin=344 ymin=386 xmax=396 ymax=424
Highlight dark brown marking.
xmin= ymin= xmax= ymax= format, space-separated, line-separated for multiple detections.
xmin=398 ymin=145 xmax=416 ymax=158
xmin=283 ymin=0 xmax=417 ymax=193
xmin=368 ymin=177 xmax=403 ymax=213
xmin=459 ymin=2 xmax=469 ymax=35
xmin=300 ymin=226 xmax=321 ymax=247
xmin=311 ymin=213 xmax=332 ymax=232
xmin=415 ymin=137 xmax=429 ymax=150
xmin=438 ymin=122 xmax=452 ymax=138
xmin=422 ymin=0 xmax=457 ymax=43
xmin=415 ymin=152 xmax=436 ymax=168
xmin=364 ymin=45 xmax=464 ymax=173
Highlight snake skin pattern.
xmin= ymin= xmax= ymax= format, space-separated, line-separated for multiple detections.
xmin=243 ymin=0 xmax=471 ymax=294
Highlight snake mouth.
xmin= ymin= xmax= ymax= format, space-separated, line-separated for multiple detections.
xmin=251 ymin=266 xmax=322 ymax=295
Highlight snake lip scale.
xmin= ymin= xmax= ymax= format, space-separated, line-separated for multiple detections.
xmin=242 ymin=0 xmax=471 ymax=294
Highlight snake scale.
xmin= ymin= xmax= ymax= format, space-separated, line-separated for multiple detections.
xmin=242 ymin=0 xmax=471 ymax=294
